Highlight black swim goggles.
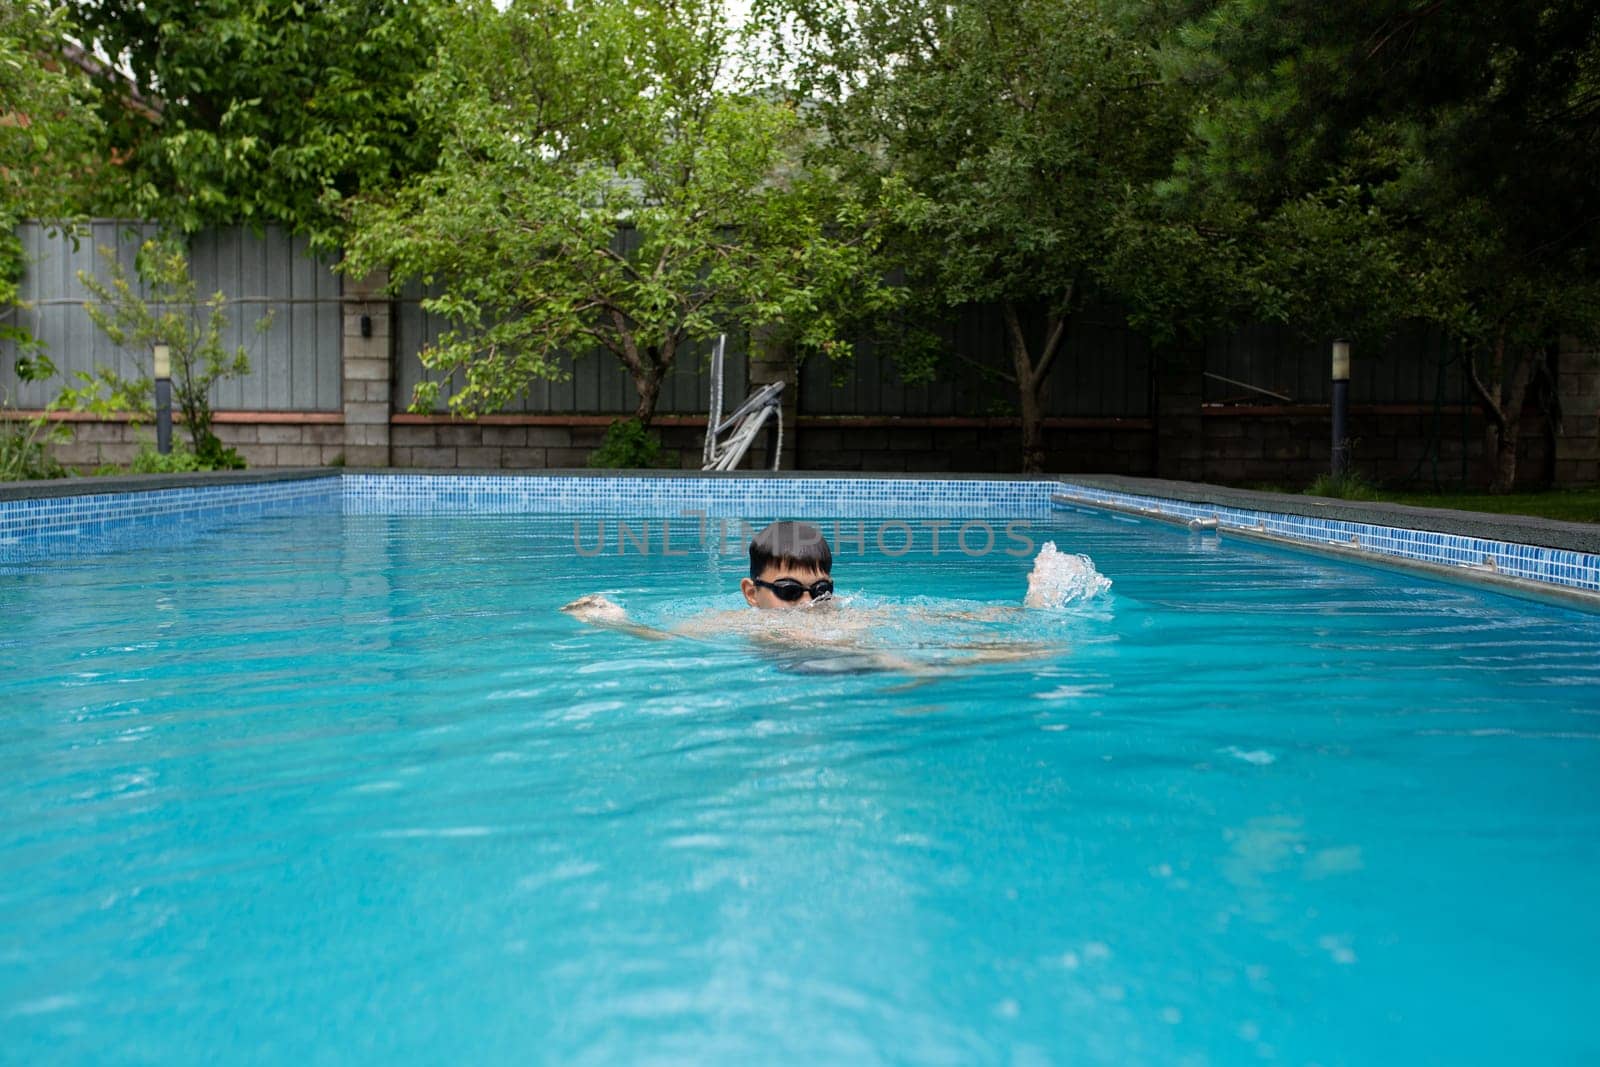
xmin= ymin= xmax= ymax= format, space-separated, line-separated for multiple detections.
xmin=751 ymin=577 xmax=835 ymax=602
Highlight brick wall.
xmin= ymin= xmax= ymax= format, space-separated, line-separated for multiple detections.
xmin=1555 ymin=338 xmax=1600 ymax=486
xmin=388 ymin=421 xmax=707 ymax=470
xmin=28 ymin=408 xmax=1571 ymax=487
xmin=796 ymin=422 xmax=1152 ymax=474
xmin=23 ymin=333 xmax=1599 ymax=487
xmin=44 ymin=416 xmax=346 ymax=470
xmin=342 ymin=270 xmax=393 ymax=467
xmin=381 ymin=418 xmax=1154 ymax=475
xmin=1194 ymin=408 xmax=1543 ymax=488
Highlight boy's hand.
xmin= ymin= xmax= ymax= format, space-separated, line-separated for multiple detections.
xmin=560 ymin=594 xmax=678 ymax=642
xmin=560 ymin=594 xmax=630 ymax=625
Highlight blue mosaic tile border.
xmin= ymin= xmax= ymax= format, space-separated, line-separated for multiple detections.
xmin=1052 ymin=480 xmax=1600 ymax=595
xmin=4 ymin=472 xmax=1592 ymax=599
xmin=0 ymin=476 xmax=341 ymax=565
xmin=341 ymin=474 xmax=1062 ymax=518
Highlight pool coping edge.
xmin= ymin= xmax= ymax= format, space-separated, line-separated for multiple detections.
xmin=1052 ymin=483 xmax=1600 ymax=607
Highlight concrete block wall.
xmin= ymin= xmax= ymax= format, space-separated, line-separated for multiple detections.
xmin=22 ymin=320 xmax=1600 ymax=486
xmin=224 ymin=422 xmax=347 ymax=468
xmin=33 ymin=409 xmax=1560 ymax=485
xmin=387 ymin=421 xmax=707 ymax=470
xmin=1195 ymin=408 xmax=1555 ymax=489
xmin=796 ymin=423 xmax=1152 ymax=475
xmin=1555 ymin=338 xmax=1600 ymax=486
xmin=342 ymin=270 xmax=392 ymax=467
xmin=45 ymin=418 xmax=347 ymax=470
xmin=1154 ymin=342 xmax=1205 ymax=482
xmin=375 ymin=419 xmax=1155 ymax=475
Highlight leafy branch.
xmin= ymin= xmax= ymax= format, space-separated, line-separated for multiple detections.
xmin=71 ymin=239 xmax=270 ymax=468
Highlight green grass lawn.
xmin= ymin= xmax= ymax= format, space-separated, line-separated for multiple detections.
xmin=1288 ymin=478 xmax=1600 ymax=523
xmin=1356 ymin=487 xmax=1600 ymax=524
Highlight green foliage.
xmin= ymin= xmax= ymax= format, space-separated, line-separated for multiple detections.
xmin=1304 ymin=470 xmax=1382 ymax=502
xmin=90 ymin=438 xmax=242 ymax=475
xmin=1 ymin=2 xmax=110 ymax=342
xmin=128 ymin=441 xmax=205 ymax=474
xmin=0 ymin=351 xmax=68 ymax=480
xmin=777 ymin=0 xmax=1146 ymax=302
xmin=69 ymin=238 xmax=264 ymax=467
xmin=0 ymin=420 xmax=67 ymax=480
xmin=1162 ymin=0 xmax=1600 ymax=489
xmin=192 ymin=435 xmax=245 ymax=471
xmin=586 ymin=419 xmax=670 ymax=470
xmin=73 ymin=0 xmax=445 ymax=244
xmin=55 ymin=362 xmax=151 ymax=420
xmin=759 ymin=0 xmax=1191 ymax=470
xmin=1242 ymin=182 xmax=1415 ymax=347
xmin=0 ymin=3 xmax=108 ymax=217
xmin=1099 ymin=194 xmax=1249 ymax=350
xmin=343 ymin=0 xmax=895 ymax=425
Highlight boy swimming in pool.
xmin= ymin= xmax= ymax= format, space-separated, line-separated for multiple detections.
xmin=562 ymin=520 xmax=855 ymax=642
xmin=561 ymin=520 xmax=1103 ymax=670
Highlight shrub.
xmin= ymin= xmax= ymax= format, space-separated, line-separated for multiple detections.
xmin=587 ymin=418 xmax=670 ymax=469
xmin=0 ymin=418 xmax=67 ymax=480
xmin=0 ymin=352 xmax=68 ymax=480
xmin=69 ymin=239 xmax=267 ymax=467
xmin=1305 ymin=470 xmax=1382 ymax=500
xmin=87 ymin=438 xmax=242 ymax=475
xmin=129 ymin=442 xmax=206 ymax=473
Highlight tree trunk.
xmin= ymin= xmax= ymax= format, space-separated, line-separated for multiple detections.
xmin=1018 ymin=376 xmax=1047 ymax=474
xmin=1488 ymin=352 xmax=1535 ymax=494
xmin=610 ymin=317 xmax=677 ymax=427
xmin=1469 ymin=328 xmax=1537 ymax=495
xmin=1002 ymin=299 xmax=1070 ymax=475
xmin=633 ymin=371 xmax=662 ymax=426
xmin=1485 ymin=421 xmax=1518 ymax=494
xmin=631 ymin=337 xmax=677 ymax=426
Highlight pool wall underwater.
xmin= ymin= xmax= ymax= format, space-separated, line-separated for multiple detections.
xmin=2 ymin=471 xmax=1598 ymax=600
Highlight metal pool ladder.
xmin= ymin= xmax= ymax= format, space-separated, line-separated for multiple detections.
xmin=701 ymin=335 xmax=784 ymax=471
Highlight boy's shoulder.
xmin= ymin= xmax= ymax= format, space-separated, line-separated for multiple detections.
xmin=674 ymin=608 xmax=752 ymax=638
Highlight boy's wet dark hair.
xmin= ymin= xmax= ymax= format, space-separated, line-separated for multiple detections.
xmin=749 ymin=521 xmax=832 ymax=578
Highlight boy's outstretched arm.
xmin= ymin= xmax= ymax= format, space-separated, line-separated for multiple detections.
xmin=560 ymin=594 xmax=678 ymax=642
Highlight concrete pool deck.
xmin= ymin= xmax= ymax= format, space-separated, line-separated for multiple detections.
xmin=1051 ymin=474 xmax=1600 ymax=608
xmin=1057 ymin=474 xmax=1600 ymax=554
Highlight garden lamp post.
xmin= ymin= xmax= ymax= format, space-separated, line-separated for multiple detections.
xmin=1331 ymin=339 xmax=1350 ymax=479
xmin=153 ymin=343 xmax=172 ymax=455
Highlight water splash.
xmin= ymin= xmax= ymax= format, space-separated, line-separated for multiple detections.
xmin=1023 ymin=542 xmax=1112 ymax=609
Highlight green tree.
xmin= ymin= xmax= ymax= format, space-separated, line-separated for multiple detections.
xmin=1165 ymin=0 xmax=1600 ymax=491
xmin=72 ymin=0 xmax=445 ymax=244
xmin=1 ymin=1 xmax=108 ymax=332
xmin=344 ymin=0 xmax=891 ymax=426
xmin=764 ymin=0 xmax=1189 ymax=472
xmin=72 ymin=239 xmax=267 ymax=468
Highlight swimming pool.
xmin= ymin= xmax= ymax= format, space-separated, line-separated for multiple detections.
xmin=3 ymin=476 xmax=1598 ymax=1065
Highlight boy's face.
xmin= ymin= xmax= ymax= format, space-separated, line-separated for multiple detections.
xmin=741 ymin=564 xmax=833 ymax=610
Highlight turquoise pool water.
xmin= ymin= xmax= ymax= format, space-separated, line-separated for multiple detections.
xmin=3 ymin=507 xmax=1598 ymax=1065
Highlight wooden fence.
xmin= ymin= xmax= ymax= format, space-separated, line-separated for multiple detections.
xmin=1 ymin=221 xmax=343 ymax=411
xmin=4 ymin=221 xmax=1468 ymax=421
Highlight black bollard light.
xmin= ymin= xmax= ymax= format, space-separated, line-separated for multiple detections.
xmin=1330 ymin=339 xmax=1350 ymax=479
xmin=153 ymin=343 xmax=172 ymax=455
